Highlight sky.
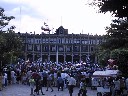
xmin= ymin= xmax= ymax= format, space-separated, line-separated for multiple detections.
xmin=0 ymin=0 xmax=113 ymax=35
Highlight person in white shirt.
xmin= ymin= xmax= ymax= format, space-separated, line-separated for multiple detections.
xmin=67 ymin=75 xmax=76 ymax=96
xmin=2 ymin=74 xmax=5 ymax=88
xmin=4 ymin=73 xmax=7 ymax=86
xmin=11 ymin=70 xmax=15 ymax=84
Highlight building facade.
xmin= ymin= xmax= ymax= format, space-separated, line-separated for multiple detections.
xmin=20 ymin=26 xmax=104 ymax=63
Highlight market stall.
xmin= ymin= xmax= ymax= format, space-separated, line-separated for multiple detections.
xmin=91 ymin=70 xmax=122 ymax=96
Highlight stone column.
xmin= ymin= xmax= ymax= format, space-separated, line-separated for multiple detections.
xmin=56 ymin=45 xmax=58 ymax=65
xmin=72 ymin=54 xmax=74 ymax=64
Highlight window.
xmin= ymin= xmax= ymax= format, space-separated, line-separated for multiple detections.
xmin=27 ymin=44 xmax=32 ymax=51
xmin=34 ymin=45 xmax=40 ymax=51
xmin=36 ymin=45 xmax=40 ymax=51
xmin=50 ymin=46 xmax=55 ymax=52
xmin=91 ymin=47 xmax=94 ymax=51
xmin=44 ymin=46 xmax=49 ymax=52
xmin=82 ymin=46 xmax=88 ymax=52
xmin=58 ymin=46 xmax=63 ymax=52
xmin=66 ymin=46 xmax=71 ymax=52
xmin=46 ymin=39 xmax=48 ymax=43
xmin=73 ymin=46 xmax=79 ymax=52
xmin=62 ymin=38 xmax=65 ymax=43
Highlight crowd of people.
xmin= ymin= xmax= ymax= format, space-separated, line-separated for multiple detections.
xmin=0 ymin=59 xmax=128 ymax=96
xmin=0 ymin=60 xmax=91 ymax=96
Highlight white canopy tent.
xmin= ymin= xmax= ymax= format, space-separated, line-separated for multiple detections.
xmin=92 ymin=70 xmax=121 ymax=77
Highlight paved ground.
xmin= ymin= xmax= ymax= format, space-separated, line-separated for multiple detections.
xmin=0 ymin=84 xmax=97 ymax=96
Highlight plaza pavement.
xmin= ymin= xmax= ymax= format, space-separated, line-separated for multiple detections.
xmin=0 ymin=84 xmax=97 ymax=96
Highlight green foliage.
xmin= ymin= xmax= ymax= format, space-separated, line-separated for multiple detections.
xmin=102 ymin=18 xmax=128 ymax=50
xmin=89 ymin=0 xmax=128 ymax=77
xmin=0 ymin=7 xmax=22 ymax=65
xmin=98 ymin=18 xmax=128 ymax=75
xmin=89 ymin=0 xmax=128 ymax=18
xmin=98 ymin=48 xmax=128 ymax=77
xmin=111 ymin=49 xmax=128 ymax=77
xmin=98 ymin=49 xmax=110 ymax=66
xmin=0 ymin=7 xmax=15 ymax=30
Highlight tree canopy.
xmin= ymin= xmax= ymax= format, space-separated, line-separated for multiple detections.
xmin=90 ymin=0 xmax=128 ymax=18
xmin=89 ymin=0 xmax=128 ymax=77
xmin=0 ymin=7 xmax=22 ymax=66
xmin=101 ymin=18 xmax=128 ymax=50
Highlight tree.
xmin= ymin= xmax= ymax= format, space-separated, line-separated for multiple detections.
xmin=98 ymin=49 xmax=111 ymax=66
xmin=89 ymin=0 xmax=128 ymax=49
xmin=89 ymin=0 xmax=128 ymax=77
xmin=0 ymin=7 xmax=15 ymax=31
xmin=110 ymin=49 xmax=128 ymax=77
xmin=101 ymin=18 xmax=128 ymax=50
xmin=89 ymin=0 xmax=128 ymax=50
xmin=0 ymin=7 xmax=22 ymax=66
xmin=89 ymin=0 xmax=128 ymax=18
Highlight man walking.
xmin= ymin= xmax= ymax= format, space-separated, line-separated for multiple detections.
xmin=29 ymin=76 xmax=35 ymax=95
xmin=57 ymin=75 xmax=64 ymax=91
xmin=68 ymin=75 xmax=76 ymax=96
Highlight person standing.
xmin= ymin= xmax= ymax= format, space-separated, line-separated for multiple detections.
xmin=42 ymin=70 xmax=47 ymax=87
xmin=38 ymin=79 xmax=45 ymax=95
xmin=113 ymin=77 xmax=120 ymax=95
xmin=4 ymin=72 xmax=7 ymax=87
xmin=29 ymin=76 xmax=35 ymax=95
xmin=57 ymin=76 xmax=64 ymax=91
xmin=38 ymin=71 xmax=45 ymax=95
xmin=78 ymin=79 xmax=87 ymax=96
xmin=53 ymin=71 xmax=57 ymax=87
xmin=46 ymin=72 xmax=53 ymax=92
xmin=33 ymin=72 xmax=41 ymax=95
xmin=11 ymin=70 xmax=15 ymax=84
xmin=67 ymin=75 xmax=76 ymax=96
xmin=125 ymin=78 xmax=128 ymax=91
xmin=120 ymin=77 xmax=125 ymax=94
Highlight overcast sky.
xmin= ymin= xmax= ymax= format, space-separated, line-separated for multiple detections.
xmin=0 ymin=0 xmax=113 ymax=35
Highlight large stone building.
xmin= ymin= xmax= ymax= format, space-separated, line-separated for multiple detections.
xmin=20 ymin=26 xmax=104 ymax=63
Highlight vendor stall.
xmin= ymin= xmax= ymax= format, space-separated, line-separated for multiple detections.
xmin=91 ymin=70 xmax=122 ymax=96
